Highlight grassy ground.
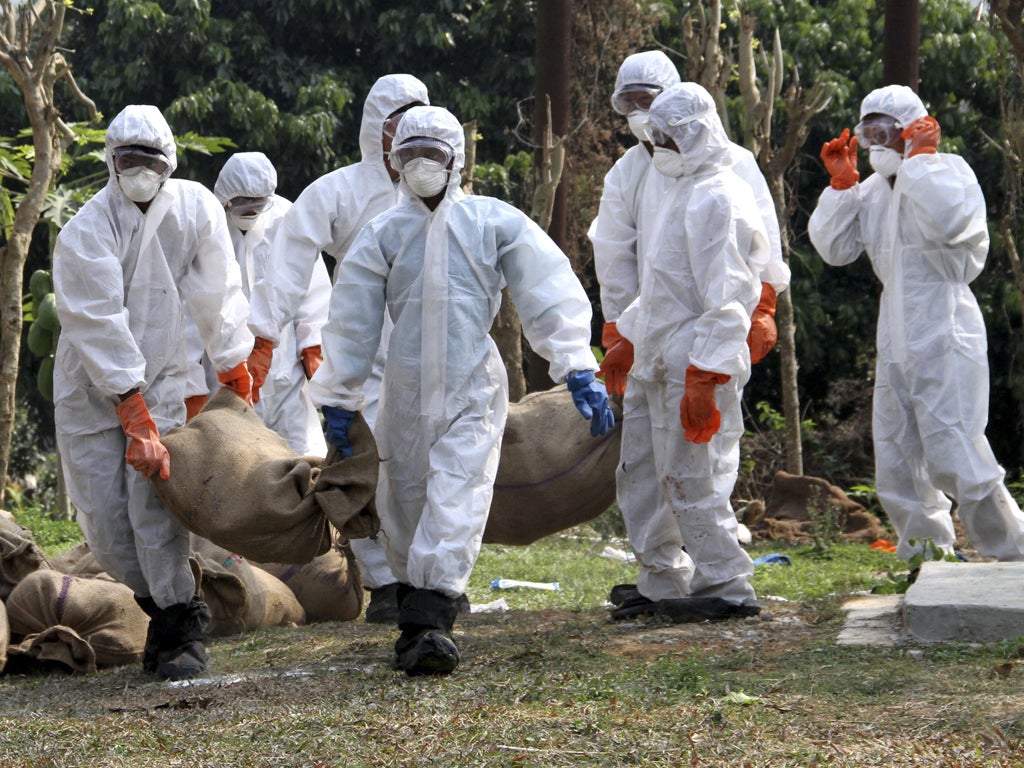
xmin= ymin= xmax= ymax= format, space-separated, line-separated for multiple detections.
xmin=0 ymin=519 xmax=1022 ymax=767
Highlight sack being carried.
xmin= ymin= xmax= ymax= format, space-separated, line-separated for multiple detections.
xmin=486 ymin=384 xmax=622 ymax=545
xmin=153 ymin=388 xmax=379 ymax=565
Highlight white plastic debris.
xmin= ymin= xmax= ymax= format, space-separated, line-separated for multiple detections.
xmin=600 ymin=546 xmax=637 ymax=563
xmin=470 ymin=597 xmax=510 ymax=613
xmin=490 ymin=578 xmax=560 ymax=591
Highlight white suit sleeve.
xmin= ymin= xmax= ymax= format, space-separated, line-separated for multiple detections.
xmin=292 ymin=256 xmax=332 ymax=354
xmin=686 ymin=186 xmax=758 ymax=378
xmin=589 ymin=162 xmax=640 ymax=323
xmin=182 ymin=314 xmax=210 ymax=397
xmin=732 ymin=148 xmax=790 ymax=293
xmin=498 ymin=207 xmax=599 ymax=382
xmin=307 ymin=226 xmax=389 ymax=411
xmin=808 ymin=184 xmax=867 ymax=267
xmin=180 ymin=196 xmax=254 ymax=373
xmin=898 ymin=153 xmax=989 ymax=282
xmin=52 ymin=215 xmax=147 ymax=397
xmin=249 ymin=179 xmax=338 ymax=345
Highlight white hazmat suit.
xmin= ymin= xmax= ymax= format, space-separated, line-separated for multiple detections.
xmin=53 ymin=105 xmax=253 ymax=609
xmin=308 ymin=105 xmax=602 ymax=600
xmin=809 ymin=85 xmax=1024 ymax=563
xmin=212 ymin=152 xmax=330 ymax=456
xmin=590 ymin=53 xmax=788 ymax=603
xmin=614 ymin=84 xmax=769 ymax=611
xmin=248 ymin=74 xmax=429 ymax=591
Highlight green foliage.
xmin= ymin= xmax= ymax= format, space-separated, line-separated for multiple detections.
xmin=6 ymin=498 xmax=82 ymax=556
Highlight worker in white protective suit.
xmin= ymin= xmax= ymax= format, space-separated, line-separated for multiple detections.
xmin=608 ymin=83 xmax=769 ymax=623
xmin=52 ymin=105 xmax=255 ymax=680
xmin=590 ymin=51 xmax=789 ymax=614
xmin=192 ymin=151 xmax=330 ymax=456
xmin=308 ymin=105 xmax=615 ymax=675
xmin=247 ymin=74 xmax=429 ymax=622
xmin=809 ymin=84 xmax=1024 ymax=565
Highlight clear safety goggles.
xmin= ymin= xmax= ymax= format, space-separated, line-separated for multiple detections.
xmin=389 ymin=137 xmax=454 ymax=173
xmin=224 ymin=196 xmax=273 ymax=218
xmin=643 ymin=106 xmax=712 ymax=147
xmin=112 ymin=145 xmax=171 ymax=176
xmin=610 ymin=84 xmax=663 ymax=116
xmin=383 ymin=112 xmax=405 ymax=139
xmin=854 ymin=115 xmax=901 ymax=148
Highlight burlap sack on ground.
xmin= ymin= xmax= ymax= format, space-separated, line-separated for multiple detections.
xmin=190 ymin=537 xmax=304 ymax=636
xmin=0 ymin=515 xmax=51 ymax=600
xmin=485 ymin=385 xmax=623 ymax=545
xmin=258 ymin=538 xmax=363 ymax=622
xmin=5 ymin=570 xmax=147 ymax=672
xmin=749 ymin=470 xmax=887 ymax=544
xmin=48 ymin=541 xmax=109 ymax=579
xmin=154 ymin=388 xmax=378 ymax=564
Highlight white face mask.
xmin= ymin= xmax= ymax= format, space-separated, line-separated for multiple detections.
xmin=627 ymin=111 xmax=650 ymax=142
xmin=228 ymin=212 xmax=259 ymax=232
xmin=403 ymin=158 xmax=449 ymax=198
xmin=118 ymin=167 xmax=164 ymax=203
xmin=651 ymin=147 xmax=688 ymax=178
xmin=869 ymin=146 xmax=903 ymax=178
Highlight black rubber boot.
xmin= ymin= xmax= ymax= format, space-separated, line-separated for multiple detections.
xmin=394 ymin=588 xmax=461 ymax=677
xmin=142 ymin=597 xmax=212 ymax=681
xmin=365 ymin=583 xmax=401 ymax=624
xmin=134 ymin=595 xmax=162 ymax=674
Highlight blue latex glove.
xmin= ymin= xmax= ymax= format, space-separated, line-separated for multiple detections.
xmin=566 ymin=370 xmax=615 ymax=437
xmin=322 ymin=406 xmax=357 ymax=457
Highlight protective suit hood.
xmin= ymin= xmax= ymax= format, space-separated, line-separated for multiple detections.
xmin=648 ymin=82 xmax=731 ymax=176
xmin=393 ymin=105 xmax=465 ymax=196
xmin=359 ymin=74 xmax=429 ymax=182
xmin=860 ymin=85 xmax=928 ymax=129
xmin=104 ymin=105 xmax=178 ymax=177
xmin=214 ymin=151 xmax=277 ymax=202
xmin=614 ymin=50 xmax=680 ymax=93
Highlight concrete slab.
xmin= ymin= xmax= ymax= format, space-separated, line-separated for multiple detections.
xmin=837 ymin=594 xmax=906 ymax=646
xmin=904 ymin=560 xmax=1024 ymax=643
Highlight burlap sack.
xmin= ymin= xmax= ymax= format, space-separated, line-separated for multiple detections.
xmin=485 ymin=385 xmax=623 ymax=545
xmin=48 ymin=541 xmax=108 ymax=579
xmin=190 ymin=537 xmax=304 ymax=636
xmin=0 ymin=515 xmax=51 ymax=600
xmin=154 ymin=388 xmax=379 ymax=564
xmin=750 ymin=471 xmax=888 ymax=544
xmin=6 ymin=626 xmax=95 ymax=675
xmin=5 ymin=570 xmax=147 ymax=671
xmin=258 ymin=539 xmax=363 ymax=623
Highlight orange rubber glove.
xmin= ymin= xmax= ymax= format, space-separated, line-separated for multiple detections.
xmin=301 ymin=344 xmax=323 ymax=380
xmin=217 ymin=361 xmax=253 ymax=407
xmin=184 ymin=394 xmax=208 ymax=422
xmin=902 ymin=115 xmax=940 ymax=158
xmin=747 ymin=283 xmax=778 ymax=365
xmin=116 ymin=393 xmax=170 ymax=480
xmin=598 ymin=321 xmax=633 ymax=396
xmin=680 ymin=365 xmax=731 ymax=444
xmin=821 ymin=128 xmax=860 ymax=190
xmin=247 ymin=337 xmax=274 ymax=404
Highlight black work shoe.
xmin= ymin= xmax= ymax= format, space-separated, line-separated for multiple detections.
xmin=394 ymin=629 xmax=460 ymax=676
xmin=609 ymin=583 xmax=642 ymax=607
xmin=157 ymin=640 xmax=210 ymax=681
xmin=655 ymin=597 xmax=761 ymax=623
xmin=610 ymin=594 xmax=658 ymax=621
xmin=365 ymin=583 xmax=401 ymax=624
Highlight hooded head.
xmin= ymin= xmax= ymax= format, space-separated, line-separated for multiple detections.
xmin=214 ymin=152 xmax=278 ymax=232
xmin=859 ymin=84 xmax=928 ymax=129
xmin=612 ymin=51 xmax=681 ymax=140
xmin=391 ymin=105 xmax=465 ymax=200
xmin=359 ymin=74 xmax=430 ymax=179
xmin=105 ymin=105 xmax=177 ymax=204
xmin=646 ymin=82 xmax=731 ymax=178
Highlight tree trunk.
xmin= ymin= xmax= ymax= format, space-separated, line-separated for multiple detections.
xmin=883 ymin=0 xmax=921 ymax=89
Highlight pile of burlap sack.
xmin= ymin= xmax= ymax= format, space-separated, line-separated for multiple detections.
xmin=0 ymin=383 xmax=623 ymax=676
